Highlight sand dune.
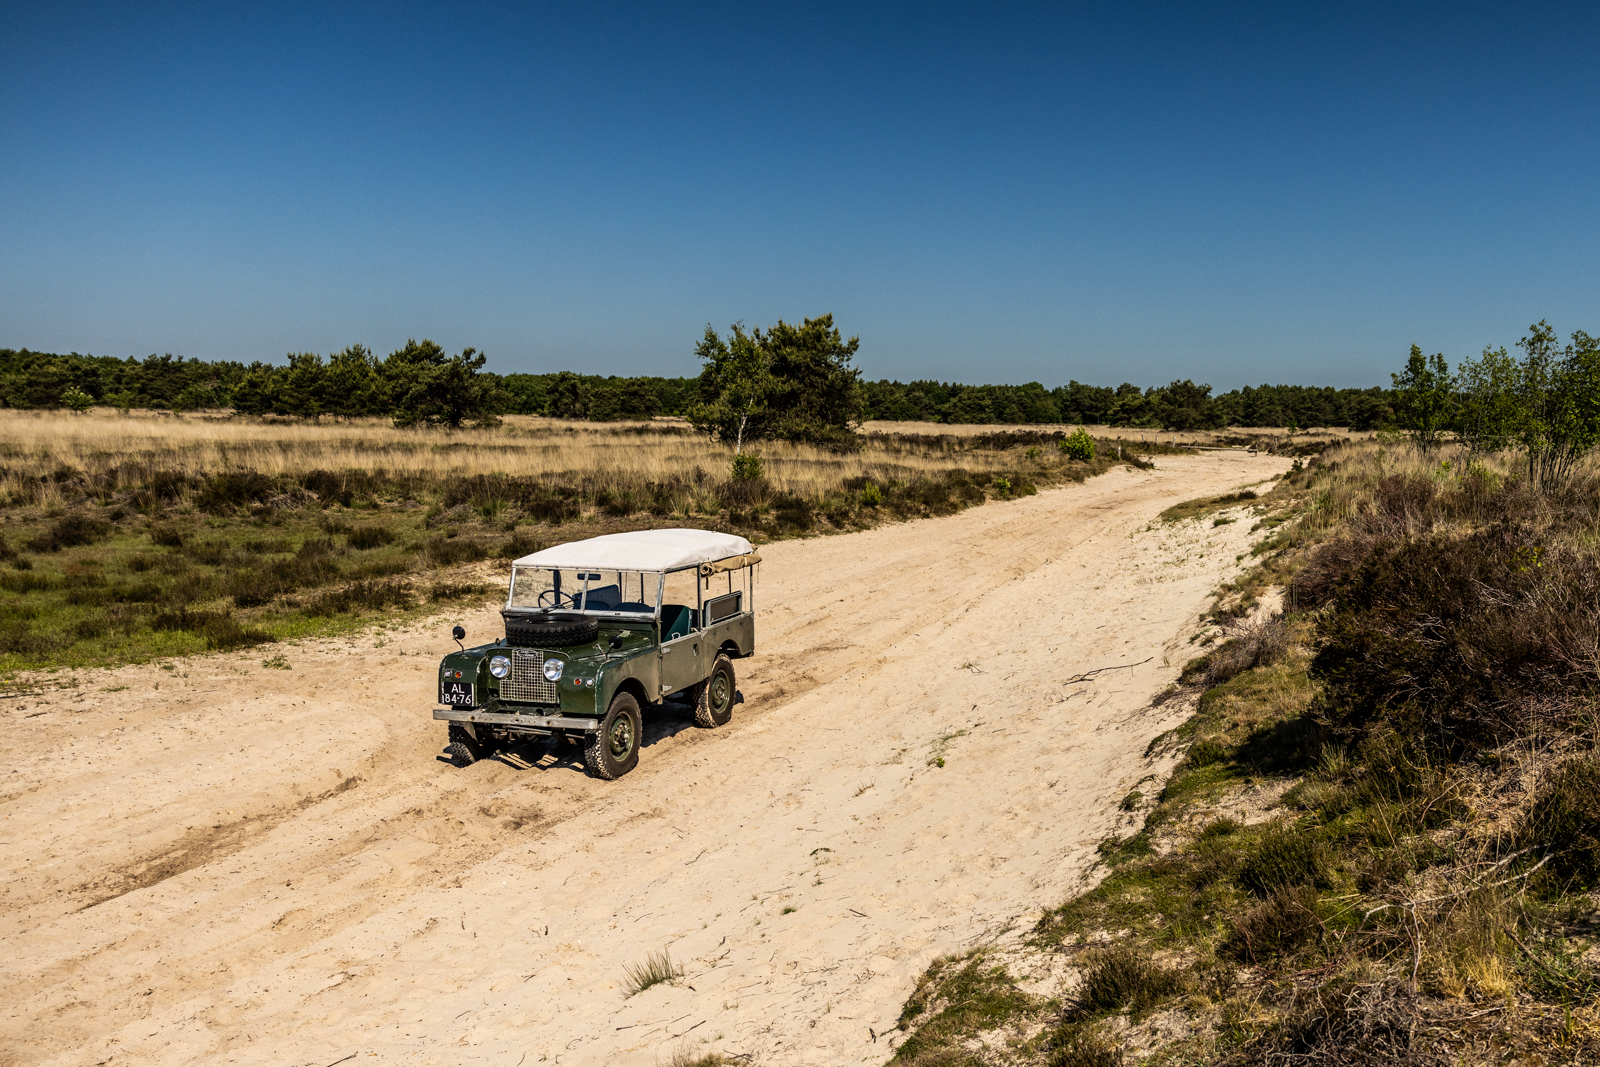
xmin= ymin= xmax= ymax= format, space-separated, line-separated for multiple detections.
xmin=0 ymin=450 xmax=1288 ymax=1066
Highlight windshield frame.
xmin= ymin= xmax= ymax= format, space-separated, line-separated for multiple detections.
xmin=506 ymin=566 xmax=663 ymax=618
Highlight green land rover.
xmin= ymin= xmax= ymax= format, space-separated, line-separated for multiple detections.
xmin=433 ymin=528 xmax=759 ymax=779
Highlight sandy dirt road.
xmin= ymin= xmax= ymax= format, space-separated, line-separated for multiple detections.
xmin=0 ymin=451 xmax=1288 ymax=1067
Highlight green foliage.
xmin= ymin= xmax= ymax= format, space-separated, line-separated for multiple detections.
xmin=1511 ymin=321 xmax=1600 ymax=488
xmin=1391 ymin=344 xmax=1456 ymax=454
xmin=386 ymin=339 xmax=500 ymax=428
xmin=729 ymin=452 xmax=764 ymax=481
xmin=858 ymin=481 xmax=882 ymax=507
xmin=60 ymin=385 xmax=94 ymax=412
xmin=1237 ymin=823 xmax=1332 ymax=897
xmin=892 ymin=952 xmax=1035 ymax=1063
xmin=1060 ymin=427 xmax=1096 ymax=461
xmin=689 ymin=314 xmax=863 ymax=449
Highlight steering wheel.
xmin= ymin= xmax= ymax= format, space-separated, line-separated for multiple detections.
xmin=537 ymin=589 xmax=577 ymax=608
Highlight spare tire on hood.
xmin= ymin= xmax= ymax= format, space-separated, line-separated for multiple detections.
xmin=503 ymin=612 xmax=600 ymax=649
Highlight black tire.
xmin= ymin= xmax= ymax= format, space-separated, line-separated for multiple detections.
xmin=503 ymin=613 xmax=599 ymax=649
xmin=694 ymin=654 xmax=735 ymax=728
xmin=448 ymin=722 xmax=492 ymax=767
xmin=584 ymin=693 xmax=641 ymax=780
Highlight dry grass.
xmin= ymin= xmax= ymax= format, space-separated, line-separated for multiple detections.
xmin=0 ymin=409 xmax=1047 ymax=509
xmin=0 ymin=410 xmax=1156 ymax=671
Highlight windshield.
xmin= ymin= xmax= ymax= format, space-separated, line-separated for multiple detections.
xmin=508 ymin=568 xmax=659 ymax=615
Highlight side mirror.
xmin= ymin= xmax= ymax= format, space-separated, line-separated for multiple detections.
xmin=451 ymin=624 xmax=465 ymax=651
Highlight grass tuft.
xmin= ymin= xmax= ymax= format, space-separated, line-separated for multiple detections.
xmin=621 ymin=948 xmax=682 ymax=998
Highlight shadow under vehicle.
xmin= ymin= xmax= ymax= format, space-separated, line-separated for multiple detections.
xmin=433 ymin=529 xmax=759 ymax=779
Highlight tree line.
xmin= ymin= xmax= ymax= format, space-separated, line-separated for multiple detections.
xmin=3 ymin=322 xmax=1395 ymax=432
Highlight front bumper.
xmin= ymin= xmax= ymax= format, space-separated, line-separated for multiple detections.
xmin=434 ymin=707 xmax=600 ymax=733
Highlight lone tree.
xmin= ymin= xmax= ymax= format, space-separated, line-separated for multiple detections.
xmin=690 ymin=314 xmax=862 ymax=451
xmin=385 ymin=340 xmax=501 ymax=429
xmin=1391 ymin=344 xmax=1456 ymax=455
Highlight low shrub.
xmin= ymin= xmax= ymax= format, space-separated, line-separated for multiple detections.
xmin=151 ymin=607 xmax=275 ymax=650
xmin=1226 ymin=884 xmax=1323 ymax=962
xmin=1047 ymin=1026 xmax=1123 ymax=1067
xmin=1060 ymin=428 xmax=1096 ymax=462
xmin=149 ymin=523 xmax=187 ymax=547
xmin=1520 ymin=759 xmax=1600 ymax=891
xmin=347 ymin=525 xmax=396 ymax=550
xmin=305 ymin=579 xmax=413 ymax=616
xmin=1180 ymin=616 xmax=1289 ymax=688
xmin=1237 ymin=822 xmax=1331 ymax=897
xmin=730 ymin=452 xmax=764 ymax=481
xmin=26 ymin=513 xmax=113 ymax=552
xmin=195 ymin=470 xmax=277 ymax=512
xmin=1070 ymin=944 xmax=1183 ymax=1017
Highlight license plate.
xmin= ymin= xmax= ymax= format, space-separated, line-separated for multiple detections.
xmin=440 ymin=680 xmax=476 ymax=707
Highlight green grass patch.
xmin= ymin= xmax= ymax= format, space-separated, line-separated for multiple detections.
xmin=1158 ymin=489 xmax=1258 ymax=524
xmin=893 ymin=950 xmax=1037 ymax=1064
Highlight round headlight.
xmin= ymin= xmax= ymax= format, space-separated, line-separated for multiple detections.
xmin=542 ymin=658 xmax=565 ymax=682
xmin=488 ymin=655 xmax=510 ymax=679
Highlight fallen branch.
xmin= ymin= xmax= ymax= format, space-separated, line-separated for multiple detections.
xmin=1062 ymin=657 xmax=1153 ymax=685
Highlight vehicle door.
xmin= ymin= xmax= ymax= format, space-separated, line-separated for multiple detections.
xmin=658 ymin=567 xmax=704 ymax=696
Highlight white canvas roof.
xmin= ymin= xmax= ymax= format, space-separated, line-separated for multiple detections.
xmin=512 ymin=529 xmax=755 ymax=573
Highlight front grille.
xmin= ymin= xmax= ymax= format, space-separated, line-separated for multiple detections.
xmin=501 ymin=648 xmax=558 ymax=704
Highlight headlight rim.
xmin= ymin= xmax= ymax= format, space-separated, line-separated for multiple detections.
xmin=542 ymin=657 xmax=565 ymax=682
xmin=488 ymin=654 xmax=511 ymax=679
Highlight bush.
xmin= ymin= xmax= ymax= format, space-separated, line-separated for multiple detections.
xmin=1047 ymin=1027 xmax=1123 ymax=1067
xmin=1060 ymin=428 xmax=1096 ymax=462
xmin=1226 ymin=885 xmax=1323 ymax=962
xmin=151 ymin=608 xmax=275 ymax=650
xmin=26 ymin=513 xmax=112 ymax=552
xmin=1521 ymin=759 xmax=1600 ymax=891
xmin=1238 ymin=823 xmax=1331 ymax=897
xmin=149 ymin=523 xmax=187 ymax=547
xmin=1310 ymin=523 xmax=1600 ymax=750
xmin=859 ymin=481 xmax=882 ymax=507
xmin=195 ymin=470 xmax=277 ymax=512
xmin=1180 ymin=616 xmax=1289 ymax=688
xmin=1070 ymin=945 xmax=1182 ymax=1017
xmin=305 ymin=579 xmax=413 ymax=616
xmin=347 ymin=526 xmax=396 ymax=550
xmin=730 ymin=452 xmax=764 ymax=481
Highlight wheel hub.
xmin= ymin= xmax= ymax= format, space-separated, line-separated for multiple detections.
xmin=608 ymin=716 xmax=634 ymax=758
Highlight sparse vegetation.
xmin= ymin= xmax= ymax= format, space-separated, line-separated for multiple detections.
xmin=893 ymin=433 xmax=1600 ymax=1065
xmin=621 ymin=948 xmax=683 ymax=998
xmin=0 ymin=410 xmax=1159 ymax=670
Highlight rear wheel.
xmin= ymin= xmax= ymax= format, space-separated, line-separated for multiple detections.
xmin=585 ymin=693 xmax=641 ymax=779
xmin=694 ymin=654 xmax=736 ymax=728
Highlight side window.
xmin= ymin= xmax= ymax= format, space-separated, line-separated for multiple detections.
xmin=661 ymin=569 xmax=700 ymax=638
xmin=701 ymin=569 xmax=743 ymax=623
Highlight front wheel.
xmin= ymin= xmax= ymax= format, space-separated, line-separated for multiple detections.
xmin=694 ymin=654 xmax=736 ymax=728
xmin=585 ymin=693 xmax=641 ymax=780
xmin=447 ymin=722 xmax=490 ymax=767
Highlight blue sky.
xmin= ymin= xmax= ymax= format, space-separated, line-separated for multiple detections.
xmin=3 ymin=1 xmax=1598 ymax=390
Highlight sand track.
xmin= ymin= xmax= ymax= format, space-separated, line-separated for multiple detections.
xmin=0 ymin=451 xmax=1288 ymax=1066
